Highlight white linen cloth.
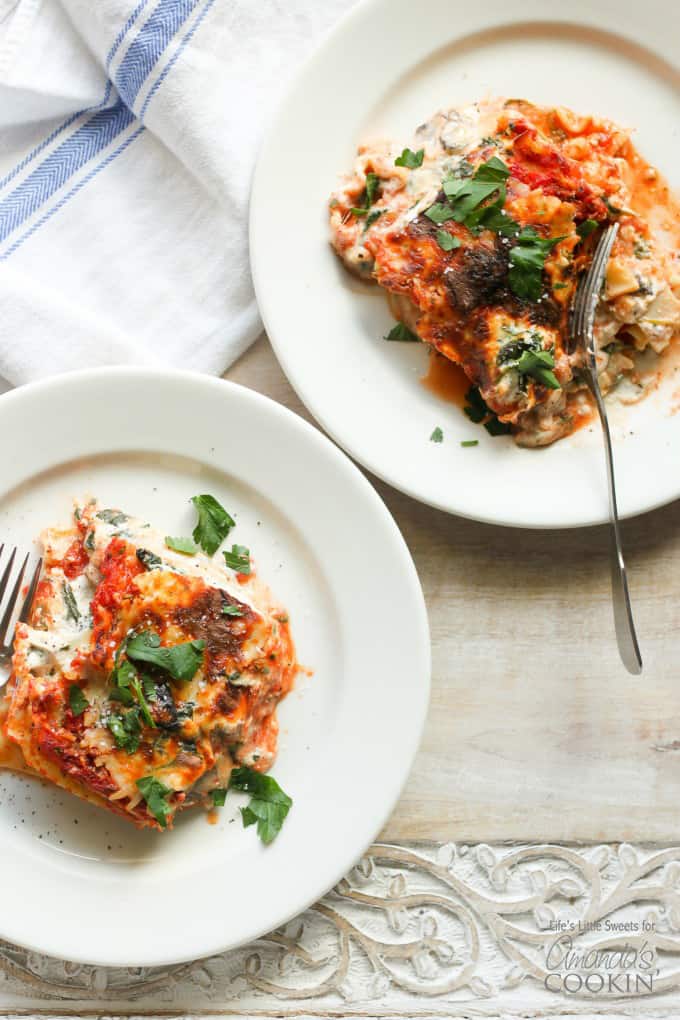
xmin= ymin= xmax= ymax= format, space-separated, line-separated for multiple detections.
xmin=0 ymin=0 xmax=356 ymax=387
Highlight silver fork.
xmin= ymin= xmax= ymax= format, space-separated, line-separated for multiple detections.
xmin=571 ymin=222 xmax=642 ymax=675
xmin=0 ymin=545 xmax=43 ymax=672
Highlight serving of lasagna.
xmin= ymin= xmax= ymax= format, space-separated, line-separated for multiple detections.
xmin=330 ymin=99 xmax=680 ymax=446
xmin=0 ymin=498 xmax=297 ymax=833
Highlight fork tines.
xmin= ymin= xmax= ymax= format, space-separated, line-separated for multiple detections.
xmin=0 ymin=544 xmax=42 ymax=654
xmin=571 ymin=223 xmax=619 ymax=352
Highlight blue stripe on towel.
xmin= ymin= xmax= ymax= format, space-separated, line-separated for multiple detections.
xmin=106 ymin=0 xmax=153 ymax=66
xmin=114 ymin=0 xmax=200 ymax=109
xmin=139 ymin=0 xmax=215 ymax=121
xmin=0 ymin=1 xmax=150 ymax=194
xmin=0 ymin=126 xmax=145 ymax=261
xmin=0 ymin=100 xmax=134 ymax=242
xmin=0 ymin=82 xmax=114 ymax=193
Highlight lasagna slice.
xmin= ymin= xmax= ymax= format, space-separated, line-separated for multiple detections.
xmin=330 ymin=99 xmax=680 ymax=446
xmin=2 ymin=500 xmax=297 ymax=830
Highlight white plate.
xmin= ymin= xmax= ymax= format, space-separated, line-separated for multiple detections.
xmin=0 ymin=368 xmax=429 ymax=967
xmin=250 ymin=0 xmax=680 ymax=528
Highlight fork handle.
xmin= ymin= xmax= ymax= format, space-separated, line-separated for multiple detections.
xmin=588 ymin=379 xmax=643 ymax=675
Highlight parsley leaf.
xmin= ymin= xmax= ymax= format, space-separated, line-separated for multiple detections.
xmin=461 ymin=440 xmax=479 ymax=447
xmin=96 ymin=509 xmax=128 ymax=526
xmin=222 ymin=603 xmax=245 ymax=617
xmin=516 ymin=349 xmax=561 ymax=389
xmin=351 ymin=172 xmax=381 ymax=216
xmin=385 ymin=323 xmax=419 ymax=342
xmin=364 ymin=209 xmax=383 ymax=229
xmin=577 ymin=219 xmax=598 ymax=239
xmin=229 ymin=766 xmax=292 ymax=845
xmin=126 ymin=631 xmax=206 ymax=683
xmin=435 ymin=230 xmax=461 ymax=252
xmin=223 ymin=545 xmax=251 ymax=575
xmin=191 ymin=494 xmax=235 ymax=556
xmin=211 ymin=788 xmax=227 ymax=807
xmin=136 ymin=775 xmax=174 ymax=828
xmin=136 ymin=548 xmax=162 ymax=571
xmin=110 ymin=656 xmax=155 ymax=725
xmin=508 ymin=229 xmax=565 ymax=301
xmin=165 ymin=536 xmax=198 ymax=555
xmin=395 ymin=147 xmax=424 ymax=169
xmin=424 ymin=202 xmax=455 ymax=225
xmin=107 ymin=707 xmax=142 ymax=754
xmin=442 ymin=156 xmax=510 ymax=223
xmin=430 ymin=427 xmax=444 ymax=443
xmin=68 ymin=685 xmax=89 ymax=717
xmin=62 ymin=582 xmax=80 ymax=624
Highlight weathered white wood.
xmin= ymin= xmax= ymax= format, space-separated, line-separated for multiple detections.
xmin=2 ymin=841 xmax=680 ymax=1016
xmin=227 ymin=336 xmax=680 ymax=844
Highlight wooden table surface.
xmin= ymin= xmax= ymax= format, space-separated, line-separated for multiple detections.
xmin=228 ymin=335 xmax=680 ymax=845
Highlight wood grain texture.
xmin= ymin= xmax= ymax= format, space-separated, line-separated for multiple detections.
xmin=227 ymin=336 xmax=680 ymax=843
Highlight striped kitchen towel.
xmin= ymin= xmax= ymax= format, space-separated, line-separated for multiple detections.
xmin=0 ymin=0 xmax=356 ymax=387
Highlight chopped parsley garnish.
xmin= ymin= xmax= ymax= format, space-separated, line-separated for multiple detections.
xmin=516 ymin=348 xmax=561 ymax=389
xmin=435 ymin=230 xmax=461 ymax=252
xmin=364 ymin=209 xmax=383 ymax=229
xmin=136 ymin=548 xmax=162 ymax=571
xmin=68 ymin=685 xmax=88 ymax=717
xmin=223 ymin=544 xmax=251 ymax=575
xmin=222 ymin=603 xmax=245 ymax=617
xmin=461 ymin=440 xmax=479 ymax=447
xmin=351 ymin=172 xmax=381 ymax=216
xmin=96 ymin=509 xmax=128 ymax=526
xmin=142 ymin=674 xmax=157 ymax=703
xmin=385 ymin=322 xmax=419 ymax=342
xmin=165 ymin=536 xmax=198 ymax=555
xmin=110 ymin=656 xmax=155 ymax=726
xmin=425 ymin=156 xmax=521 ymax=237
xmin=577 ymin=219 xmax=598 ymax=239
xmin=211 ymin=788 xmax=227 ymax=808
xmin=424 ymin=202 xmax=455 ymax=225
xmin=191 ymin=494 xmax=235 ymax=556
xmin=508 ymin=228 xmax=565 ymax=301
xmin=442 ymin=155 xmax=510 ymax=222
xmin=229 ymin=766 xmax=292 ymax=845
xmin=126 ymin=631 xmax=206 ymax=683
xmin=496 ymin=330 xmax=561 ymax=390
xmin=136 ymin=775 xmax=174 ymax=828
xmin=463 ymin=387 xmax=512 ymax=436
xmin=430 ymin=427 xmax=444 ymax=443
xmin=395 ymin=147 xmax=424 ymax=169
xmin=107 ymin=707 xmax=142 ymax=754
xmin=62 ymin=582 xmax=80 ymax=624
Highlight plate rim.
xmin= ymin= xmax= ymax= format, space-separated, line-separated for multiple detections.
xmin=250 ymin=0 xmax=680 ymax=530
xmin=0 ymin=366 xmax=431 ymax=967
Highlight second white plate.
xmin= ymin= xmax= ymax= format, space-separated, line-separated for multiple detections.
xmin=251 ymin=0 xmax=680 ymax=527
xmin=0 ymin=368 xmax=430 ymax=967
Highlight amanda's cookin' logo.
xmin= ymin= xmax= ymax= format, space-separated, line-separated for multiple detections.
xmin=545 ymin=927 xmax=657 ymax=995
